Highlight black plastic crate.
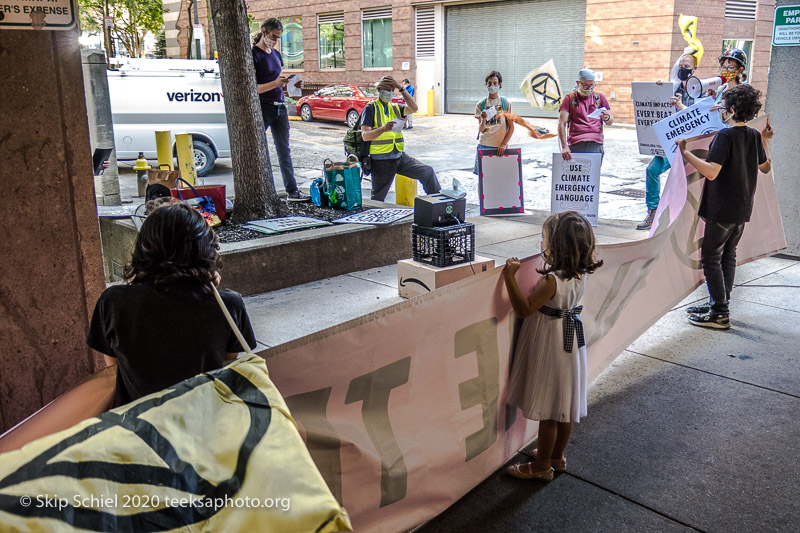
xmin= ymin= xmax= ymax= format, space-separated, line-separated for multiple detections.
xmin=412 ymin=223 xmax=475 ymax=267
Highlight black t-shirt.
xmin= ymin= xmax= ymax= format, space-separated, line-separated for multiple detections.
xmin=87 ymin=284 xmax=257 ymax=407
xmin=252 ymin=45 xmax=284 ymax=104
xmin=700 ymin=126 xmax=767 ymax=224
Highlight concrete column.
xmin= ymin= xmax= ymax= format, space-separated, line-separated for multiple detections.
xmin=0 ymin=29 xmax=107 ymax=432
xmin=82 ymin=49 xmax=121 ymax=206
xmin=766 ymin=0 xmax=800 ymax=257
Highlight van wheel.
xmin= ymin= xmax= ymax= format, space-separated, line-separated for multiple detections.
xmin=301 ymin=104 xmax=313 ymax=122
xmin=346 ymin=109 xmax=360 ymax=128
xmin=193 ymin=141 xmax=215 ymax=177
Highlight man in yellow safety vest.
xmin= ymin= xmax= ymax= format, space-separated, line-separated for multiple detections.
xmin=360 ymin=76 xmax=441 ymax=201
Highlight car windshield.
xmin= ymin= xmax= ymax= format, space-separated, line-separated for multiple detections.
xmin=359 ymin=86 xmax=379 ymax=97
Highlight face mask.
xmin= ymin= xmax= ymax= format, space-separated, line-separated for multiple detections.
xmin=379 ymin=90 xmax=392 ymax=103
xmin=677 ymin=66 xmax=694 ymax=81
xmin=487 ymin=85 xmax=499 ymax=94
xmin=719 ymin=108 xmax=732 ymax=123
xmin=262 ymin=34 xmax=277 ymax=49
xmin=721 ymin=69 xmax=739 ymax=82
xmin=577 ymin=86 xmax=594 ymax=97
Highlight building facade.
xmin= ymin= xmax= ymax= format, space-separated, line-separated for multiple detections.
xmin=165 ymin=0 xmax=776 ymax=123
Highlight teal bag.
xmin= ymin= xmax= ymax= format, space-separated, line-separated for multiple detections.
xmin=323 ymin=157 xmax=362 ymax=210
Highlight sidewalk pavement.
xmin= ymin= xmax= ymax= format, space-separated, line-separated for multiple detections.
xmin=242 ymin=212 xmax=800 ymax=532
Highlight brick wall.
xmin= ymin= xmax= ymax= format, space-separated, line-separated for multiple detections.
xmin=174 ymin=0 xmax=213 ymax=59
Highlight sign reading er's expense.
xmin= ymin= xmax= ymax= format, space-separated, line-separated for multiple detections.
xmin=551 ymin=153 xmax=601 ymax=226
xmin=0 ymin=0 xmax=77 ymax=30
xmin=651 ymin=96 xmax=727 ymax=158
xmin=631 ymin=82 xmax=678 ymax=156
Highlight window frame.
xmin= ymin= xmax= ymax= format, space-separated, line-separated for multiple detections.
xmin=279 ymin=15 xmax=304 ymax=72
xmin=318 ymin=13 xmax=346 ymax=71
xmin=361 ymin=7 xmax=393 ymax=70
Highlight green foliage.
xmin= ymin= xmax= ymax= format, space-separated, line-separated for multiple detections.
xmin=79 ymin=0 xmax=164 ymax=57
xmin=155 ymin=30 xmax=167 ymax=58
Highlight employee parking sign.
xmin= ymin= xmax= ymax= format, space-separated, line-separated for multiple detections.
xmin=0 ymin=0 xmax=77 ymax=30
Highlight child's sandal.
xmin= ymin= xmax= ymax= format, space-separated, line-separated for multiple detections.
xmin=506 ymin=462 xmax=554 ymax=481
xmin=528 ymin=448 xmax=567 ymax=472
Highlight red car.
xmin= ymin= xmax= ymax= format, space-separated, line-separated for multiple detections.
xmin=296 ymin=84 xmax=406 ymax=128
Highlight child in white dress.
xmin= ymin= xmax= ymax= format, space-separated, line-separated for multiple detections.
xmin=503 ymin=211 xmax=603 ymax=481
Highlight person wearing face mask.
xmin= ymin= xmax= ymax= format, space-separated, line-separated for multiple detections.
xmin=473 ymin=70 xmax=515 ymax=175
xmin=252 ymin=18 xmax=308 ymax=202
xmin=558 ymin=69 xmax=612 ymax=165
xmin=361 ymin=76 xmax=440 ymax=201
xmin=402 ymin=79 xmax=415 ymax=129
xmin=675 ymin=84 xmax=773 ymax=329
xmin=713 ymin=48 xmax=747 ymax=106
xmin=637 ymin=53 xmax=699 ymax=230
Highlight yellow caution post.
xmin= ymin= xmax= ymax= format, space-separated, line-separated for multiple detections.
xmin=395 ymin=174 xmax=417 ymax=206
xmin=427 ymin=90 xmax=435 ymax=116
xmin=175 ymin=133 xmax=197 ymax=185
xmin=155 ymin=130 xmax=173 ymax=170
xmin=133 ymin=152 xmax=151 ymax=197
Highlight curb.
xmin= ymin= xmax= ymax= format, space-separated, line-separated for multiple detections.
xmin=288 ymin=116 xmax=302 ymax=121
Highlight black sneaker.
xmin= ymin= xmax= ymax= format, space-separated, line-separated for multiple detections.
xmin=686 ymin=302 xmax=711 ymax=314
xmin=286 ymin=190 xmax=310 ymax=202
xmin=688 ymin=311 xmax=730 ymax=329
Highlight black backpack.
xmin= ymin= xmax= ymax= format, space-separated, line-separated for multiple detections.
xmin=343 ymin=106 xmax=372 ymax=174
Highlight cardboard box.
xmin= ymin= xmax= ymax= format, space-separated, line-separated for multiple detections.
xmin=397 ymin=256 xmax=495 ymax=298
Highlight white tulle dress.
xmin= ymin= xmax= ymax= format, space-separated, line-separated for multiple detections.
xmin=506 ymin=272 xmax=588 ymax=423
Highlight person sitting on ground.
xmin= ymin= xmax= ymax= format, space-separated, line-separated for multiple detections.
xmin=474 ymin=70 xmax=515 ymax=175
xmin=87 ymin=202 xmax=257 ymax=407
xmin=360 ymin=76 xmax=441 ymax=202
xmin=676 ymin=84 xmax=773 ymax=330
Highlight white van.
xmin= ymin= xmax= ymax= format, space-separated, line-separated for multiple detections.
xmin=108 ymin=59 xmax=230 ymax=176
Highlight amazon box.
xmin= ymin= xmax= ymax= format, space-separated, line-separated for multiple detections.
xmin=397 ymin=256 xmax=495 ymax=299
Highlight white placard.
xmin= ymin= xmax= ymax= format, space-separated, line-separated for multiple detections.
xmin=631 ymin=82 xmax=679 ymax=156
xmin=651 ymin=96 xmax=727 ymax=158
xmin=478 ymin=148 xmax=524 ymax=215
xmin=287 ymin=74 xmax=302 ymax=98
xmin=390 ymin=118 xmax=405 ymax=132
xmin=551 ymin=153 xmax=601 ymax=226
xmin=0 ymin=0 xmax=77 ymax=30
xmin=482 ymin=106 xmax=497 ymax=121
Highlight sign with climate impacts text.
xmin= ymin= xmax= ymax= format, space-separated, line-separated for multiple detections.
xmin=0 ymin=0 xmax=77 ymax=30
xmin=631 ymin=82 xmax=678 ymax=156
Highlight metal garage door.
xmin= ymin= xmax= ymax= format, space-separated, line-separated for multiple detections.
xmin=445 ymin=0 xmax=586 ymax=118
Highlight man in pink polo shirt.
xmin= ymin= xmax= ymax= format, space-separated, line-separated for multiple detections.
xmin=558 ymin=68 xmax=613 ymax=165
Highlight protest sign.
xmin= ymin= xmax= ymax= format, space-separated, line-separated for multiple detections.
xmin=651 ymin=96 xmax=726 ymax=158
xmin=551 ymin=153 xmax=601 ymax=226
xmin=631 ymin=82 xmax=678 ymax=156
xmin=477 ymin=148 xmax=524 ymax=215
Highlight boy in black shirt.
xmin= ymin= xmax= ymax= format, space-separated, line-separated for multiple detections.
xmin=676 ymin=84 xmax=773 ymax=329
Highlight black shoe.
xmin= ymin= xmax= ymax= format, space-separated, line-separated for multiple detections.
xmin=688 ymin=311 xmax=730 ymax=329
xmin=686 ymin=302 xmax=711 ymax=314
xmin=636 ymin=209 xmax=656 ymax=230
xmin=287 ymin=190 xmax=310 ymax=202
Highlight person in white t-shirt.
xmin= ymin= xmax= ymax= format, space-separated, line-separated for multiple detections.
xmin=474 ymin=70 xmax=514 ymax=175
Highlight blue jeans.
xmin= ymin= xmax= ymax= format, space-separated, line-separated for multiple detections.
xmin=261 ymin=102 xmax=298 ymax=194
xmin=645 ymin=156 xmax=671 ymax=210
xmin=473 ymin=144 xmax=496 ymax=175
xmin=701 ymin=220 xmax=746 ymax=314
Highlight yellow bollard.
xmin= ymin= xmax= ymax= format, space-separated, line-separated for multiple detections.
xmin=395 ymin=174 xmax=417 ymax=206
xmin=175 ymin=133 xmax=197 ymax=185
xmin=155 ymin=130 xmax=173 ymax=170
xmin=427 ymin=90 xmax=435 ymax=116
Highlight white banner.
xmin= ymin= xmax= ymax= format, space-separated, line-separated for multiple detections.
xmin=651 ymin=96 xmax=727 ymax=158
xmin=551 ymin=153 xmax=601 ymax=226
xmin=631 ymin=82 xmax=678 ymax=156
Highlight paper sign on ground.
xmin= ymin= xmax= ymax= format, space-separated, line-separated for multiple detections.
xmin=333 ymin=209 xmax=414 ymax=225
xmin=631 ymin=81 xmax=679 ymax=156
xmin=244 ymin=217 xmax=331 ymax=234
xmin=651 ymin=96 xmax=726 ymax=158
xmin=477 ymin=148 xmax=524 ymax=215
xmin=551 ymin=153 xmax=601 ymax=226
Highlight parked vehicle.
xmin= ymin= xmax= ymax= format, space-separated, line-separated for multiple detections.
xmin=108 ymin=59 xmax=229 ymax=176
xmin=296 ymin=84 xmax=405 ymax=128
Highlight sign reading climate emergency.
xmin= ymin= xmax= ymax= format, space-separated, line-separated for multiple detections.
xmin=551 ymin=152 xmax=601 ymax=226
xmin=651 ymin=96 xmax=727 ymax=158
xmin=0 ymin=0 xmax=77 ymax=30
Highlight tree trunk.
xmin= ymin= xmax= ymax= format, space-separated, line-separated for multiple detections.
xmin=209 ymin=0 xmax=281 ymax=222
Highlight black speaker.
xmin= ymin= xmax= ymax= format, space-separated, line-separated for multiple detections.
xmin=414 ymin=193 xmax=466 ymax=227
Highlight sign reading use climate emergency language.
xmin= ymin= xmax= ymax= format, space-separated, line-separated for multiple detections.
xmin=0 ymin=0 xmax=77 ymax=30
xmin=551 ymin=152 xmax=601 ymax=226
xmin=651 ymin=96 xmax=727 ymax=158
xmin=773 ymin=5 xmax=800 ymax=46
xmin=631 ymin=82 xmax=678 ymax=156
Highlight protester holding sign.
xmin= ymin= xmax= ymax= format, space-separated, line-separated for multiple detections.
xmin=474 ymin=70 xmax=515 ymax=174
xmin=558 ymin=69 xmax=612 ymax=165
xmin=676 ymin=84 xmax=773 ymax=329
xmin=637 ymin=53 xmax=698 ymax=230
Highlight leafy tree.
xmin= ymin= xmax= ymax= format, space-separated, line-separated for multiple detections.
xmin=154 ymin=30 xmax=167 ymax=58
xmin=79 ymin=0 xmax=164 ymax=58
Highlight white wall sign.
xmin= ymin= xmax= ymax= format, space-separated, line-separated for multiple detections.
xmin=631 ymin=81 xmax=678 ymax=156
xmin=401 ymin=61 xmax=410 ymax=70
xmin=651 ymin=96 xmax=727 ymax=158
xmin=773 ymin=5 xmax=800 ymax=46
xmin=0 ymin=0 xmax=77 ymax=30
xmin=551 ymin=153 xmax=601 ymax=226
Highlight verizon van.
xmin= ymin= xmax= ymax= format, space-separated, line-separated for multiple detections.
xmin=108 ymin=59 xmax=230 ymax=176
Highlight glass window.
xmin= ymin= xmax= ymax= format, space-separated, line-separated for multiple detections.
xmin=722 ymin=39 xmax=753 ymax=81
xmin=280 ymin=16 xmax=304 ymax=70
xmin=338 ymin=86 xmax=354 ymax=97
xmin=359 ymin=86 xmax=379 ymax=98
xmin=319 ymin=21 xmax=345 ymax=69
xmin=318 ymin=86 xmax=337 ymax=96
xmin=362 ymin=17 xmax=392 ymax=68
